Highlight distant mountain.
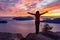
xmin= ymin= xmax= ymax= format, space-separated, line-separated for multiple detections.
xmin=0 ymin=20 xmax=8 ymax=24
xmin=40 ymin=18 xmax=60 ymax=24
xmin=13 ymin=16 xmax=34 ymax=21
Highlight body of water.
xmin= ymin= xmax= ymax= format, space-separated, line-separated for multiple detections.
xmin=0 ymin=17 xmax=60 ymax=37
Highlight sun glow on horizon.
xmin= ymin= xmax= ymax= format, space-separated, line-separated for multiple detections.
xmin=0 ymin=0 xmax=60 ymax=16
xmin=41 ymin=9 xmax=60 ymax=16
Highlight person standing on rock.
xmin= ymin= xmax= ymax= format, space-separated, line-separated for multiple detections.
xmin=27 ymin=11 xmax=48 ymax=34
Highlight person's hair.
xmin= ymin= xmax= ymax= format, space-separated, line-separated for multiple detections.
xmin=36 ymin=11 xmax=39 ymax=14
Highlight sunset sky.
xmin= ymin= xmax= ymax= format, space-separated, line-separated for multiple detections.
xmin=0 ymin=0 xmax=60 ymax=37
xmin=0 ymin=0 xmax=60 ymax=16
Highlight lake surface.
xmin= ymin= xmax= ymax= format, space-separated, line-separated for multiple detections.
xmin=0 ymin=17 xmax=60 ymax=37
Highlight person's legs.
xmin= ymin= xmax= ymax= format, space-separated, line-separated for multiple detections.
xmin=35 ymin=21 xmax=40 ymax=34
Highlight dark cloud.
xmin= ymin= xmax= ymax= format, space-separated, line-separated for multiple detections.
xmin=0 ymin=0 xmax=19 ymax=13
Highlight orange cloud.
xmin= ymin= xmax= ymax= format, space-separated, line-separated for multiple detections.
xmin=39 ymin=2 xmax=60 ymax=15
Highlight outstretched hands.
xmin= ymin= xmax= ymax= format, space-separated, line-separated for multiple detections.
xmin=27 ymin=11 xmax=48 ymax=15
xmin=27 ymin=12 xmax=32 ymax=14
xmin=40 ymin=11 xmax=48 ymax=15
xmin=27 ymin=12 xmax=35 ymax=15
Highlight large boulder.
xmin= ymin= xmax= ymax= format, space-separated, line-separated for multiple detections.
xmin=0 ymin=32 xmax=24 ymax=40
xmin=40 ymin=32 xmax=60 ymax=40
xmin=26 ymin=33 xmax=53 ymax=40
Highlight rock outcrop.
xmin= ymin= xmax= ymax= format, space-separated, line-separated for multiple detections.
xmin=26 ymin=33 xmax=53 ymax=40
xmin=0 ymin=32 xmax=24 ymax=40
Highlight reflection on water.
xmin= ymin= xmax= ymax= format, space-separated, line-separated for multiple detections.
xmin=0 ymin=17 xmax=60 ymax=37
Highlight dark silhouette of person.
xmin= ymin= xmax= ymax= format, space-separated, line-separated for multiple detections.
xmin=27 ymin=11 xmax=48 ymax=34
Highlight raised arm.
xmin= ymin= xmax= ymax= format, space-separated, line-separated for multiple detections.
xmin=40 ymin=11 xmax=48 ymax=15
xmin=27 ymin=12 xmax=35 ymax=15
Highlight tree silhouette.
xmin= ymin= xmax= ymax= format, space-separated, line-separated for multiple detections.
xmin=42 ymin=24 xmax=53 ymax=32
